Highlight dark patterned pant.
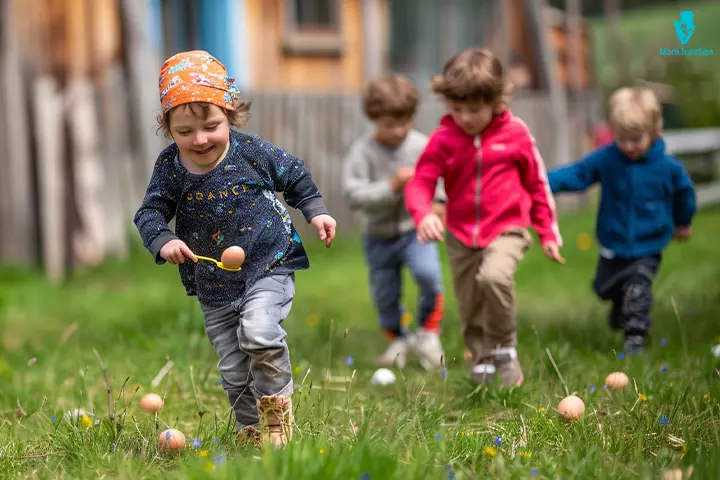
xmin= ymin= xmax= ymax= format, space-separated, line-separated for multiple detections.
xmin=592 ymin=254 xmax=662 ymax=339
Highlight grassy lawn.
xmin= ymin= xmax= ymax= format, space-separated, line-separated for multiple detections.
xmin=0 ymin=207 xmax=719 ymax=479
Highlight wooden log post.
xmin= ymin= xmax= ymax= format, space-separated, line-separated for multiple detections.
xmin=0 ymin=0 xmax=37 ymax=266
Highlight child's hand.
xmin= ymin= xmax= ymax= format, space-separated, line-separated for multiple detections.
xmin=542 ymin=242 xmax=565 ymax=264
xmin=159 ymin=239 xmax=197 ymax=264
xmin=310 ymin=214 xmax=337 ymax=248
xmin=390 ymin=167 xmax=415 ymax=192
xmin=417 ymin=213 xmax=445 ymax=244
xmin=673 ymin=226 xmax=692 ymax=241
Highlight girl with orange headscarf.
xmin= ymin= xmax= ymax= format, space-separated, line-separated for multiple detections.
xmin=134 ymin=50 xmax=337 ymax=448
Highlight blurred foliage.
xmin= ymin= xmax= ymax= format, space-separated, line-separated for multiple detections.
xmin=588 ymin=1 xmax=720 ymax=128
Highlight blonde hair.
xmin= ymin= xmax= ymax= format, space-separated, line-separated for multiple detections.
xmin=362 ymin=74 xmax=419 ymax=120
xmin=609 ymin=87 xmax=662 ymax=136
xmin=430 ymin=48 xmax=512 ymax=113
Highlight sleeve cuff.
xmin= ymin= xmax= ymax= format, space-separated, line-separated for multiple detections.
xmin=149 ymin=232 xmax=179 ymax=265
xmin=298 ymin=197 xmax=329 ymax=222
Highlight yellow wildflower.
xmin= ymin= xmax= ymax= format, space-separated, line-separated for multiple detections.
xmin=483 ymin=445 xmax=497 ymax=457
xmin=199 ymin=450 xmax=208 ymax=457
xmin=460 ymin=432 xmax=465 ymax=437
xmin=638 ymin=393 xmax=647 ymax=402
xmin=520 ymin=451 xmax=533 ymax=458
xmin=703 ymin=393 xmax=710 ymax=400
xmin=81 ymin=414 xmax=93 ymax=430
xmin=538 ymin=407 xmax=545 ymax=413
xmin=205 ymin=462 xmax=216 ymax=472
xmin=319 ymin=448 xmax=325 ymax=454
xmin=294 ymin=366 xmax=301 ymax=373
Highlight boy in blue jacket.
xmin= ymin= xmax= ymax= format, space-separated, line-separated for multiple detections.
xmin=549 ymin=86 xmax=697 ymax=354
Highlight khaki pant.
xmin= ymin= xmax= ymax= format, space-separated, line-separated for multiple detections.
xmin=446 ymin=229 xmax=532 ymax=365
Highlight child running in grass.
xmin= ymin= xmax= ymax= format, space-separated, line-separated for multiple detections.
xmin=134 ymin=50 xmax=337 ymax=447
xmin=404 ymin=48 xmax=564 ymax=389
xmin=548 ymin=86 xmax=697 ymax=355
xmin=342 ymin=74 xmax=447 ymax=371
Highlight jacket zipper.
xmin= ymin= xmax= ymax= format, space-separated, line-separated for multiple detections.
xmin=473 ymin=135 xmax=482 ymax=247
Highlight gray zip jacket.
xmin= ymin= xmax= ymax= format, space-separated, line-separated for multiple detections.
xmin=342 ymin=130 xmax=445 ymax=239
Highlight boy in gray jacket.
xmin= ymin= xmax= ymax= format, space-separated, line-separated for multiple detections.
xmin=342 ymin=75 xmax=446 ymax=371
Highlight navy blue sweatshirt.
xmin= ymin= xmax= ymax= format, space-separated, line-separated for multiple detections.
xmin=134 ymin=130 xmax=329 ymax=306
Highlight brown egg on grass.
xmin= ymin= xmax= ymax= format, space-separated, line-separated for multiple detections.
xmin=557 ymin=395 xmax=585 ymax=421
xmin=220 ymin=246 xmax=246 ymax=269
xmin=139 ymin=393 xmax=164 ymax=413
xmin=604 ymin=371 xmax=629 ymax=390
xmin=159 ymin=429 xmax=186 ymax=452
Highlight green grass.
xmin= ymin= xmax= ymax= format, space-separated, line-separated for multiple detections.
xmin=1 ymin=207 xmax=719 ymax=479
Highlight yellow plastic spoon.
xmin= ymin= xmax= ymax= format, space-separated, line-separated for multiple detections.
xmin=194 ymin=255 xmax=242 ymax=272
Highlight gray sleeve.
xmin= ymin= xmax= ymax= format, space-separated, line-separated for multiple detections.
xmin=342 ymin=142 xmax=401 ymax=212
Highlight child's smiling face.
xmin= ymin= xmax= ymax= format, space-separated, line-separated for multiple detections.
xmin=169 ymin=103 xmax=231 ymax=171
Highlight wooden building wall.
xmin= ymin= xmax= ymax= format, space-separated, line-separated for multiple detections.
xmin=245 ymin=0 xmax=369 ymax=91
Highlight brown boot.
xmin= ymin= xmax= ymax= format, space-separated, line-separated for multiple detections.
xmin=257 ymin=395 xmax=293 ymax=448
xmin=237 ymin=425 xmax=261 ymax=447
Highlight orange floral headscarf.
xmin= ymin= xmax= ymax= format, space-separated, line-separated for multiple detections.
xmin=158 ymin=50 xmax=240 ymax=114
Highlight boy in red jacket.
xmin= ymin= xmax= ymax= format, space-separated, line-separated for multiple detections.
xmin=404 ymin=48 xmax=564 ymax=388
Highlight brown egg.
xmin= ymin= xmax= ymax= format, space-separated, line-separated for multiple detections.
xmin=557 ymin=395 xmax=585 ymax=421
xmin=221 ymin=246 xmax=246 ymax=269
xmin=139 ymin=393 xmax=164 ymax=413
xmin=604 ymin=371 xmax=629 ymax=390
xmin=159 ymin=429 xmax=186 ymax=452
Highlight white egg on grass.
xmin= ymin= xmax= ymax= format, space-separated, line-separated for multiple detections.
xmin=371 ymin=368 xmax=396 ymax=386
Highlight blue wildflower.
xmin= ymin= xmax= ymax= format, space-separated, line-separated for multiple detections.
xmin=660 ymin=338 xmax=667 ymax=346
xmin=193 ymin=438 xmax=203 ymax=448
xmin=661 ymin=364 xmax=668 ymax=373
xmin=441 ymin=369 xmax=448 ymax=378
xmin=345 ymin=356 xmax=354 ymax=366
xmin=51 ymin=416 xmax=56 ymax=421
xmin=495 ymin=436 xmax=502 ymax=446
xmin=214 ymin=453 xmax=226 ymax=465
xmin=590 ymin=385 xmax=596 ymax=393
xmin=530 ymin=469 xmax=539 ymax=477
xmin=435 ymin=434 xmax=441 ymax=440
xmin=618 ymin=353 xmax=625 ymax=359
xmin=660 ymin=416 xmax=668 ymax=425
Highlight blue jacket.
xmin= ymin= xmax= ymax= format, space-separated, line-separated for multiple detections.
xmin=548 ymin=138 xmax=697 ymax=258
xmin=134 ymin=130 xmax=328 ymax=307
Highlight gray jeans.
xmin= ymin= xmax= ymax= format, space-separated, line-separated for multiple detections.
xmin=200 ymin=273 xmax=295 ymax=429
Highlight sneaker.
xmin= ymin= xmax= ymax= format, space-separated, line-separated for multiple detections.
xmin=492 ymin=347 xmax=524 ymax=388
xmin=410 ymin=329 xmax=445 ymax=371
xmin=624 ymin=335 xmax=645 ymax=356
xmin=471 ymin=362 xmax=496 ymax=385
xmin=377 ymin=337 xmax=410 ymax=368
xmin=257 ymin=395 xmax=293 ymax=449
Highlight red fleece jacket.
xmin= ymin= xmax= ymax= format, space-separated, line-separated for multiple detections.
xmin=404 ymin=110 xmax=562 ymax=248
